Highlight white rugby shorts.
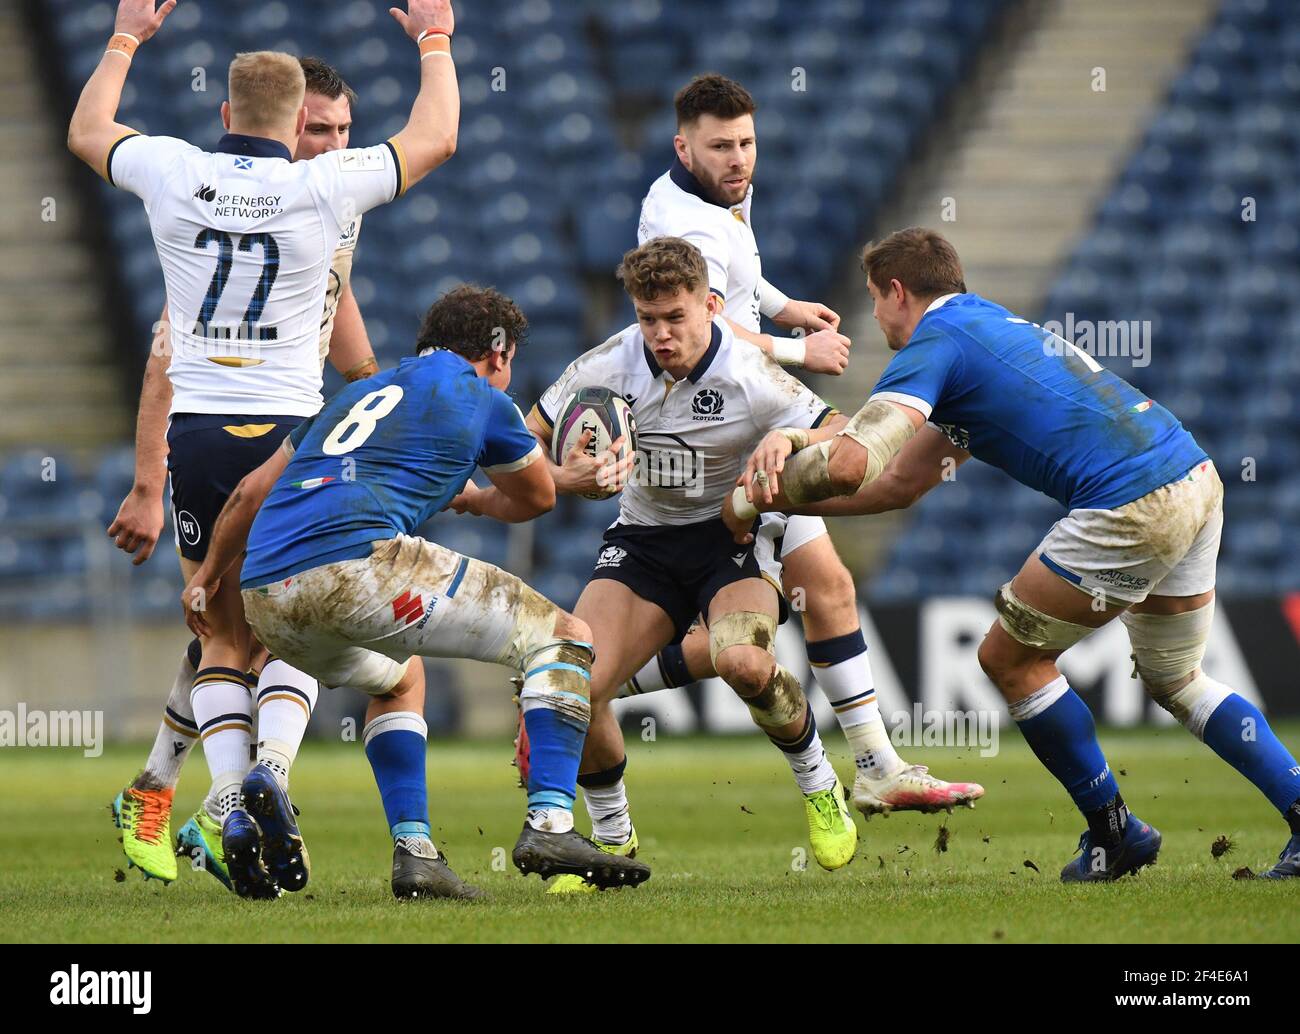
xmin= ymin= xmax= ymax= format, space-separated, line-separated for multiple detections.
xmin=1036 ymin=461 xmax=1223 ymax=605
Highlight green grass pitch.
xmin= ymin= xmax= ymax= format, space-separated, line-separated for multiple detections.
xmin=2 ymin=725 xmax=1296 ymax=943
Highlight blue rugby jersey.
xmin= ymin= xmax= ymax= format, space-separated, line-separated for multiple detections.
xmin=869 ymin=294 xmax=1207 ymax=510
xmin=241 ymin=349 xmax=540 ymax=587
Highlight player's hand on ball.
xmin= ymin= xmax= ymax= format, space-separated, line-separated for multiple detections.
xmin=181 ymin=570 xmax=219 ymax=638
xmin=114 ymin=0 xmax=178 ymax=43
xmin=742 ymin=431 xmax=793 ymax=505
xmin=390 ymin=0 xmax=455 ymax=40
xmin=800 ymin=328 xmax=852 ymax=376
xmin=774 ymin=299 xmax=841 ymax=332
xmin=107 ymin=485 xmax=164 ymax=565
xmin=558 ymin=430 xmax=631 ymax=497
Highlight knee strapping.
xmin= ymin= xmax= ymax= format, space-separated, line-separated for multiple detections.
xmin=1121 ymin=603 xmax=1227 ymax=738
xmin=995 ymin=582 xmax=1096 ymax=650
xmin=518 ymin=639 xmax=594 ymax=726
xmin=708 ymin=611 xmax=777 ymax=667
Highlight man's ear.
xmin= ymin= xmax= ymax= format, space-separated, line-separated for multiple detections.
xmin=220 ymin=101 xmax=232 ymax=131
xmin=295 ymin=105 xmax=308 ymax=138
xmin=705 ymin=289 xmax=720 ymax=317
xmin=890 ymin=278 xmax=907 ymax=305
xmin=673 ymin=133 xmax=689 ymax=165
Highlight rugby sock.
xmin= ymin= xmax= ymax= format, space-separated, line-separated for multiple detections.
xmin=137 ymin=638 xmax=201 ymax=790
xmin=521 ymin=708 xmax=585 ymax=833
xmin=579 ymin=760 xmax=632 ymax=844
xmin=191 ymin=667 xmax=255 ymax=822
xmin=363 ymin=711 xmax=430 ymax=842
xmin=807 ymin=630 xmax=904 ymax=778
xmin=622 ymin=643 xmax=691 ymax=696
xmin=768 ymin=704 xmax=838 ymax=795
xmin=1200 ymin=694 xmax=1300 ymax=816
xmin=254 ymin=658 xmax=319 ymax=789
xmin=1009 ymin=676 xmax=1124 ymax=846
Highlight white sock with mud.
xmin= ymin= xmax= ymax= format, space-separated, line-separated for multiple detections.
xmin=254 ymin=659 xmax=319 ymax=789
xmin=138 ymin=639 xmax=201 ymax=789
xmin=579 ymin=760 xmax=633 ymax=844
xmin=807 ymin=630 xmax=904 ymax=778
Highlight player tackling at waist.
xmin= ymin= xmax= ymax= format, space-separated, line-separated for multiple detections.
xmin=726 ymin=226 xmax=1300 ymax=881
xmin=181 ymin=285 xmax=651 ymax=896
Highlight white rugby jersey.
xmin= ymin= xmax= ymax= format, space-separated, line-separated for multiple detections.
xmin=107 ymin=132 xmax=407 ymax=415
xmin=638 ymin=159 xmax=789 ymax=334
xmin=531 ymin=319 xmax=836 ymax=526
xmin=318 ymin=213 xmax=363 ymax=367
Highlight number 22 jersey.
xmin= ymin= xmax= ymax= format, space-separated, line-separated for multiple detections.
xmin=107 ymin=131 xmax=408 ymax=416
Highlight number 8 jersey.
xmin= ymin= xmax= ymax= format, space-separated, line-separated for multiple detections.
xmin=107 ymin=131 xmax=408 ymax=416
xmin=240 ymin=350 xmax=541 ymax=588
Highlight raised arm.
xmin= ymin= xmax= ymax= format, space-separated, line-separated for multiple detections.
xmin=67 ymin=0 xmax=176 ymax=172
xmin=387 ymin=0 xmax=460 ymax=188
xmin=107 ymin=305 xmax=173 ymax=563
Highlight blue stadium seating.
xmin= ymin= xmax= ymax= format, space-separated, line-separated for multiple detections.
xmin=8 ymin=0 xmax=1007 ymax=617
xmin=874 ymin=0 xmax=1300 ymax=600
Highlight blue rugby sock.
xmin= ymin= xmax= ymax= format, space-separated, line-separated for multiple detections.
xmin=1010 ymin=676 xmax=1124 ymax=841
xmin=363 ymin=711 xmax=430 ymax=842
xmin=1202 ymin=693 xmax=1300 ymax=818
xmin=522 ymin=707 xmax=586 ymax=813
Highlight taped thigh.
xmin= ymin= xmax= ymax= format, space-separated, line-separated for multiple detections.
xmin=994 ymin=581 xmax=1096 ymax=651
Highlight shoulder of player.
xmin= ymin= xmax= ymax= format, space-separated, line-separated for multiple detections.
xmin=642 ymin=173 xmax=732 ymax=235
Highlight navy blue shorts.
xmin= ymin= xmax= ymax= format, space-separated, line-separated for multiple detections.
xmin=588 ymin=519 xmax=785 ymax=640
xmin=167 ymin=414 xmax=302 ymax=561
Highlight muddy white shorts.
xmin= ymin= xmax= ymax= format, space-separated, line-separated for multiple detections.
xmin=1037 ymin=460 xmax=1223 ymax=605
xmin=242 ymin=534 xmax=562 ymax=695
xmin=753 ymin=513 xmax=829 ymax=586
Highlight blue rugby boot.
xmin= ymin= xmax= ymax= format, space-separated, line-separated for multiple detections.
xmin=240 ymin=763 xmax=310 ymax=893
xmin=1060 ymin=814 xmax=1161 ymax=883
xmin=1260 ymin=834 xmax=1300 ymax=880
xmin=221 ymin=808 xmax=280 ymax=899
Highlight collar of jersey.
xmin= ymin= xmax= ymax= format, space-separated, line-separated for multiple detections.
xmin=668 ymin=156 xmax=747 ymax=211
xmin=924 ymin=292 xmax=961 ymax=315
xmin=215 ymin=133 xmax=292 ymax=161
xmin=641 ymin=320 xmax=723 ymax=383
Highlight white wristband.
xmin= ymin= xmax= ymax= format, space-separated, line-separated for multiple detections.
xmin=730 ymin=486 xmax=758 ymax=522
xmin=771 ymin=336 xmax=806 ymax=366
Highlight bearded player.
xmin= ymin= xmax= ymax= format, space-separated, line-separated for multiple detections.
xmin=69 ymin=0 xmax=460 ymax=897
xmin=632 ymin=74 xmax=981 ymax=818
xmin=727 ymin=227 xmax=1300 ymax=881
xmin=106 ymin=57 xmax=386 ymax=891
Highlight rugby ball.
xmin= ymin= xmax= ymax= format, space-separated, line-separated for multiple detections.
xmin=552 ymin=387 xmax=637 ymax=500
